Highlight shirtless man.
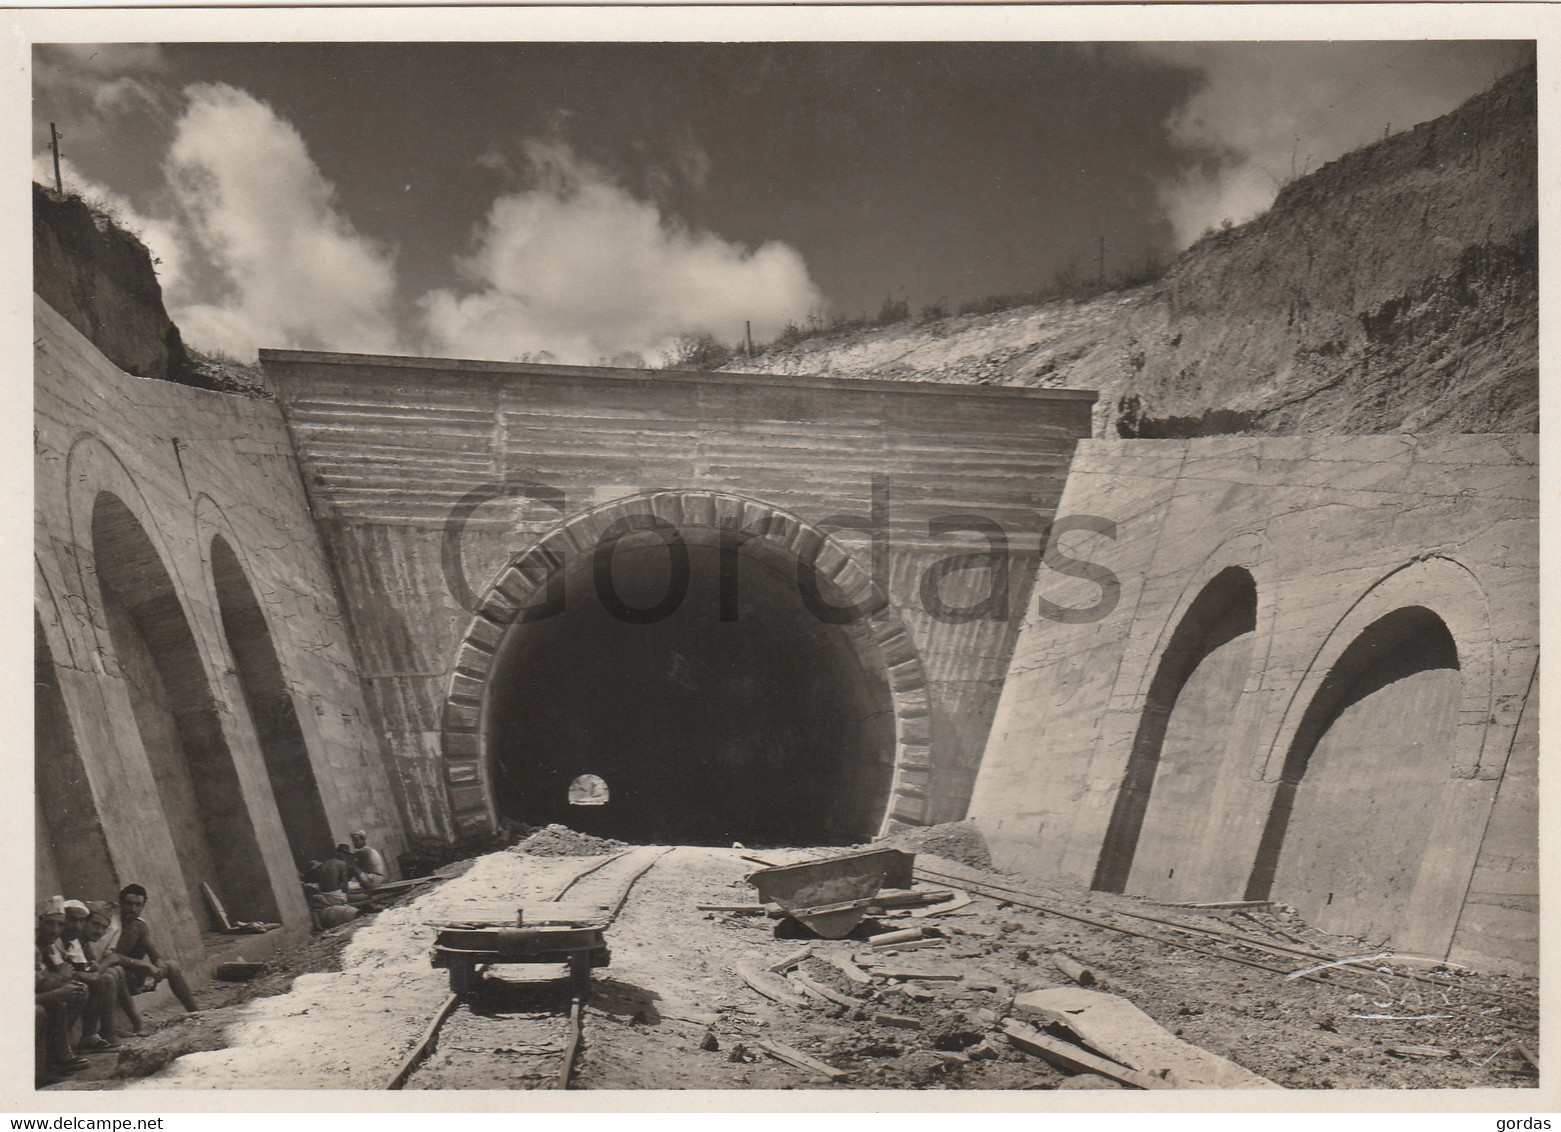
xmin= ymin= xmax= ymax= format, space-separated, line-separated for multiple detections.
xmin=309 ymin=844 xmax=356 ymax=895
xmin=84 ymin=902 xmax=149 ymax=1037
xmin=350 ymin=830 xmax=386 ymax=891
xmin=111 ymin=884 xmax=198 ymax=1013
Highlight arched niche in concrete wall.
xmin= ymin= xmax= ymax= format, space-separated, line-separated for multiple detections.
xmin=35 ymin=610 xmax=118 ymax=904
xmin=440 ymin=491 xmax=931 ymax=844
xmin=209 ymin=533 xmax=334 ymax=872
xmin=1244 ymin=604 xmax=1462 ymax=940
xmin=90 ymin=491 xmax=280 ymax=928
xmin=1092 ymin=566 xmax=1258 ymax=894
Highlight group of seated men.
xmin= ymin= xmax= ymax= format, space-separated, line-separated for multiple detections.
xmin=35 ymin=883 xmax=198 ymax=1086
xmin=301 ymin=830 xmax=388 ymax=927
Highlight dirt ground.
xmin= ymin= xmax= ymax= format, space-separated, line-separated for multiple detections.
xmin=75 ymin=835 xmax=1537 ymax=1093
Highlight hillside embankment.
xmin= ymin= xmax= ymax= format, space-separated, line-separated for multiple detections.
xmin=33 ymin=182 xmax=268 ymax=395
xmin=732 ymin=65 xmax=1537 ymax=439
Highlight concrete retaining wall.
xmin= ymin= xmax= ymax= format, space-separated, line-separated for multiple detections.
xmin=969 ymin=436 xmax=1537 ymax=973
xmin=34 ymin=298 xmax=403 ymax=976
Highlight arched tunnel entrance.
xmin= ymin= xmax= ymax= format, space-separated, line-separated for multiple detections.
xmin=483 ymin=525 xmax=897 ymax=846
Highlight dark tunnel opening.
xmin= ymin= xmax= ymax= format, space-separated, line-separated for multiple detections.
xmin=484 ymin=530 xmax=896 ymax=846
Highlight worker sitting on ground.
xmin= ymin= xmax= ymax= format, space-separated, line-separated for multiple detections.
xmin=59 ymin=899 xmax=122 ymax=1050
xmin=309 ymin=844 xmax=356 ymax=896
xmin=83 ymin=901 xmax=149 ymax=1038
xmin=35 ymin=904 xmax=89 ymax=1082
xmin=111 ymin=884 xmax=199 ymax=1013
xmin=350 ymin=830 xmax=386 ymax=891
xmin=303 ymin=845 xmax=358 ymax=931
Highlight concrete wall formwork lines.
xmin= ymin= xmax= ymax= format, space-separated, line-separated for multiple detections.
xmin=264 ymin=350 xmax=1096 ymax=840
xmin=970 ymin=435 xmax=1538 ymax=974
xmin=34 ymin=298 xmax=403 ymax=977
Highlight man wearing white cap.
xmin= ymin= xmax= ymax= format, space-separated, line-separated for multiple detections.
xmin=60 ymin=899 xmax=122 ymax=1050
xmin=35 ymin=901 xmax=88 ymax=1081
xmin=349 ymin=830 xmax=386 ymax=891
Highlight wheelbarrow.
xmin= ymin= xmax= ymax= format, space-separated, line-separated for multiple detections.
xmin=746 ymin=847 xmax=916 ymax=939
xmin=431 ymin=919 xmax=610 ymax=995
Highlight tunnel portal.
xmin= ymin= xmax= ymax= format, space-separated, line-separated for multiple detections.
xmin=484 ymin=528 xmax=897 ymax=846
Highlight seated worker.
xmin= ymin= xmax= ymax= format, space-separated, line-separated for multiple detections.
xmin=302 ymin=845 xmax=356 ymax=931
xmin=111 ymin=883 xmax=198 ymax=1013
xmin=35 ymin=904 xmax=88 ymax=1082
xmin=350 ymin=830 xmax=386 ymax=891
xmin=84 ymin=901 xmax=149 ymax=1038
xmin=60 ymin=900 xmax=122 ymax=1050
xmin=309 ymin=844 xmax=355 ymax=896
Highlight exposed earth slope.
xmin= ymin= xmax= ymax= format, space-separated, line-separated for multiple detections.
xmin=732 ymin=65 xmax=1537 ymax=439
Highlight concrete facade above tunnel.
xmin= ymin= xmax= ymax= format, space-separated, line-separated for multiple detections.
xmin=261 ymin=348 xmax=1097 ymax=842
xmin=969 ymin=435 xmax=1539 ymax=974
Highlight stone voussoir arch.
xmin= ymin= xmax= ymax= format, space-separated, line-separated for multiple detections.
xmin=439 ymin=489 xmax=932 ymax=839
xmin=1255 ymin=554 xmax=1495 ymax=784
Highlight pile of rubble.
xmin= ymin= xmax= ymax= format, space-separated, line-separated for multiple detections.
xmin=510 ymin=824 xmax=626 ymax=857
xmin=879 ymin=821 xmax=992 ymax=870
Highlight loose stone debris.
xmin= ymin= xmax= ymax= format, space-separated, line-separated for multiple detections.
xmin=511 ymin=824 xmax=627 ymax=858
xmin=63 ymin=830 xmax=1537 ymax=1092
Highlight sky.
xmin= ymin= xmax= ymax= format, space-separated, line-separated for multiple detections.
xmin=32 ymin=40 xmax=1531 ymax=365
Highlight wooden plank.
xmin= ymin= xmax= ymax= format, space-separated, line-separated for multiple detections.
xmin=873 ymin=1012 xmax=922 ymax=1030
xmin=756 ymin=1039 xmax=850 ymax=1082
xmin=872 ymin=889 xmax=954 ymax=909
xmin=876 ymin=938 xmax=946 ymax=953
xmin=790 ymin=969 xmax=861 ymax=1009
xmin=874 ymin=967 xmax=962 ymax=982
xmin=1003 ymin=1020 xmax=1171 ymax=1090
xmin=787 ymin=971 xmax=831 ymax=1004
xmin=826 ymin=952 xmax=874 ymax=986
xmin=869 ymin=927 xmax=925 ymax=948
xmin=1012 ymin=988 xmax=1283 ymax=1089
xmin=912 ymin=890 xmax=974 ymax=918
xmin=735 ymin=961 xmax=810 ymax=1008
xmin=201 ymin=882 xmax=233 ymax=933
xmin=696 ymin=903 xmax=768 ymax=914
xmin=768 ymin=945 xmax=813 ymax=973
xmin=1051 ymin=952 xmax=1097 ymax=987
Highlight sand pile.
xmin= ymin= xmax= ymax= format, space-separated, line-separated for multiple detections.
xmin=510 ymin=824 xmax=626 ymax=857
xmin=881 ymin=820 xmax=992 ymax=870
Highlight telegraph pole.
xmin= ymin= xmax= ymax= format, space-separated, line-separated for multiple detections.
xmin=50 ymin=123 xmax=62 ymax=194
xmin=1097 ymin=236 xmax=1106 ymax=284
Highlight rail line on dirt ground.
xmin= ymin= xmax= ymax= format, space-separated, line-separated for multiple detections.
xmin=910 ymin=865 xmax=1537 ymax=1012
xmin=733 ymin=849 xmax=1533 ymax=1012
xmin=386 ymin=846 xmax=673 ymax=1090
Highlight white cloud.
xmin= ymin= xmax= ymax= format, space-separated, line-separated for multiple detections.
xmin=1144 ymin=43 xmax=1530 ymax=248
xmin=43 ymin=44 xmax=167 ymax=75
xmin=33 ymin=44 xmax=175 ymax=156
xmin=420 ymin=140 xmax=821 ymax=364
xmin=162 ymin=83 xmax=399 ymax=358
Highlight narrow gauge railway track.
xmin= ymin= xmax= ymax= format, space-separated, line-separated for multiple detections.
xmin=910 ymin=864 xmax=1538 ymax=1016
xmin=765 ymin=848 xmax=1533 ymax=1013
xmin=387 ymin=845 xmax=673 ymax=1090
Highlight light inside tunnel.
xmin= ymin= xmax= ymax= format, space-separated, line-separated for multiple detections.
xmin=484 ymin=530 xmax=896 ymax=846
